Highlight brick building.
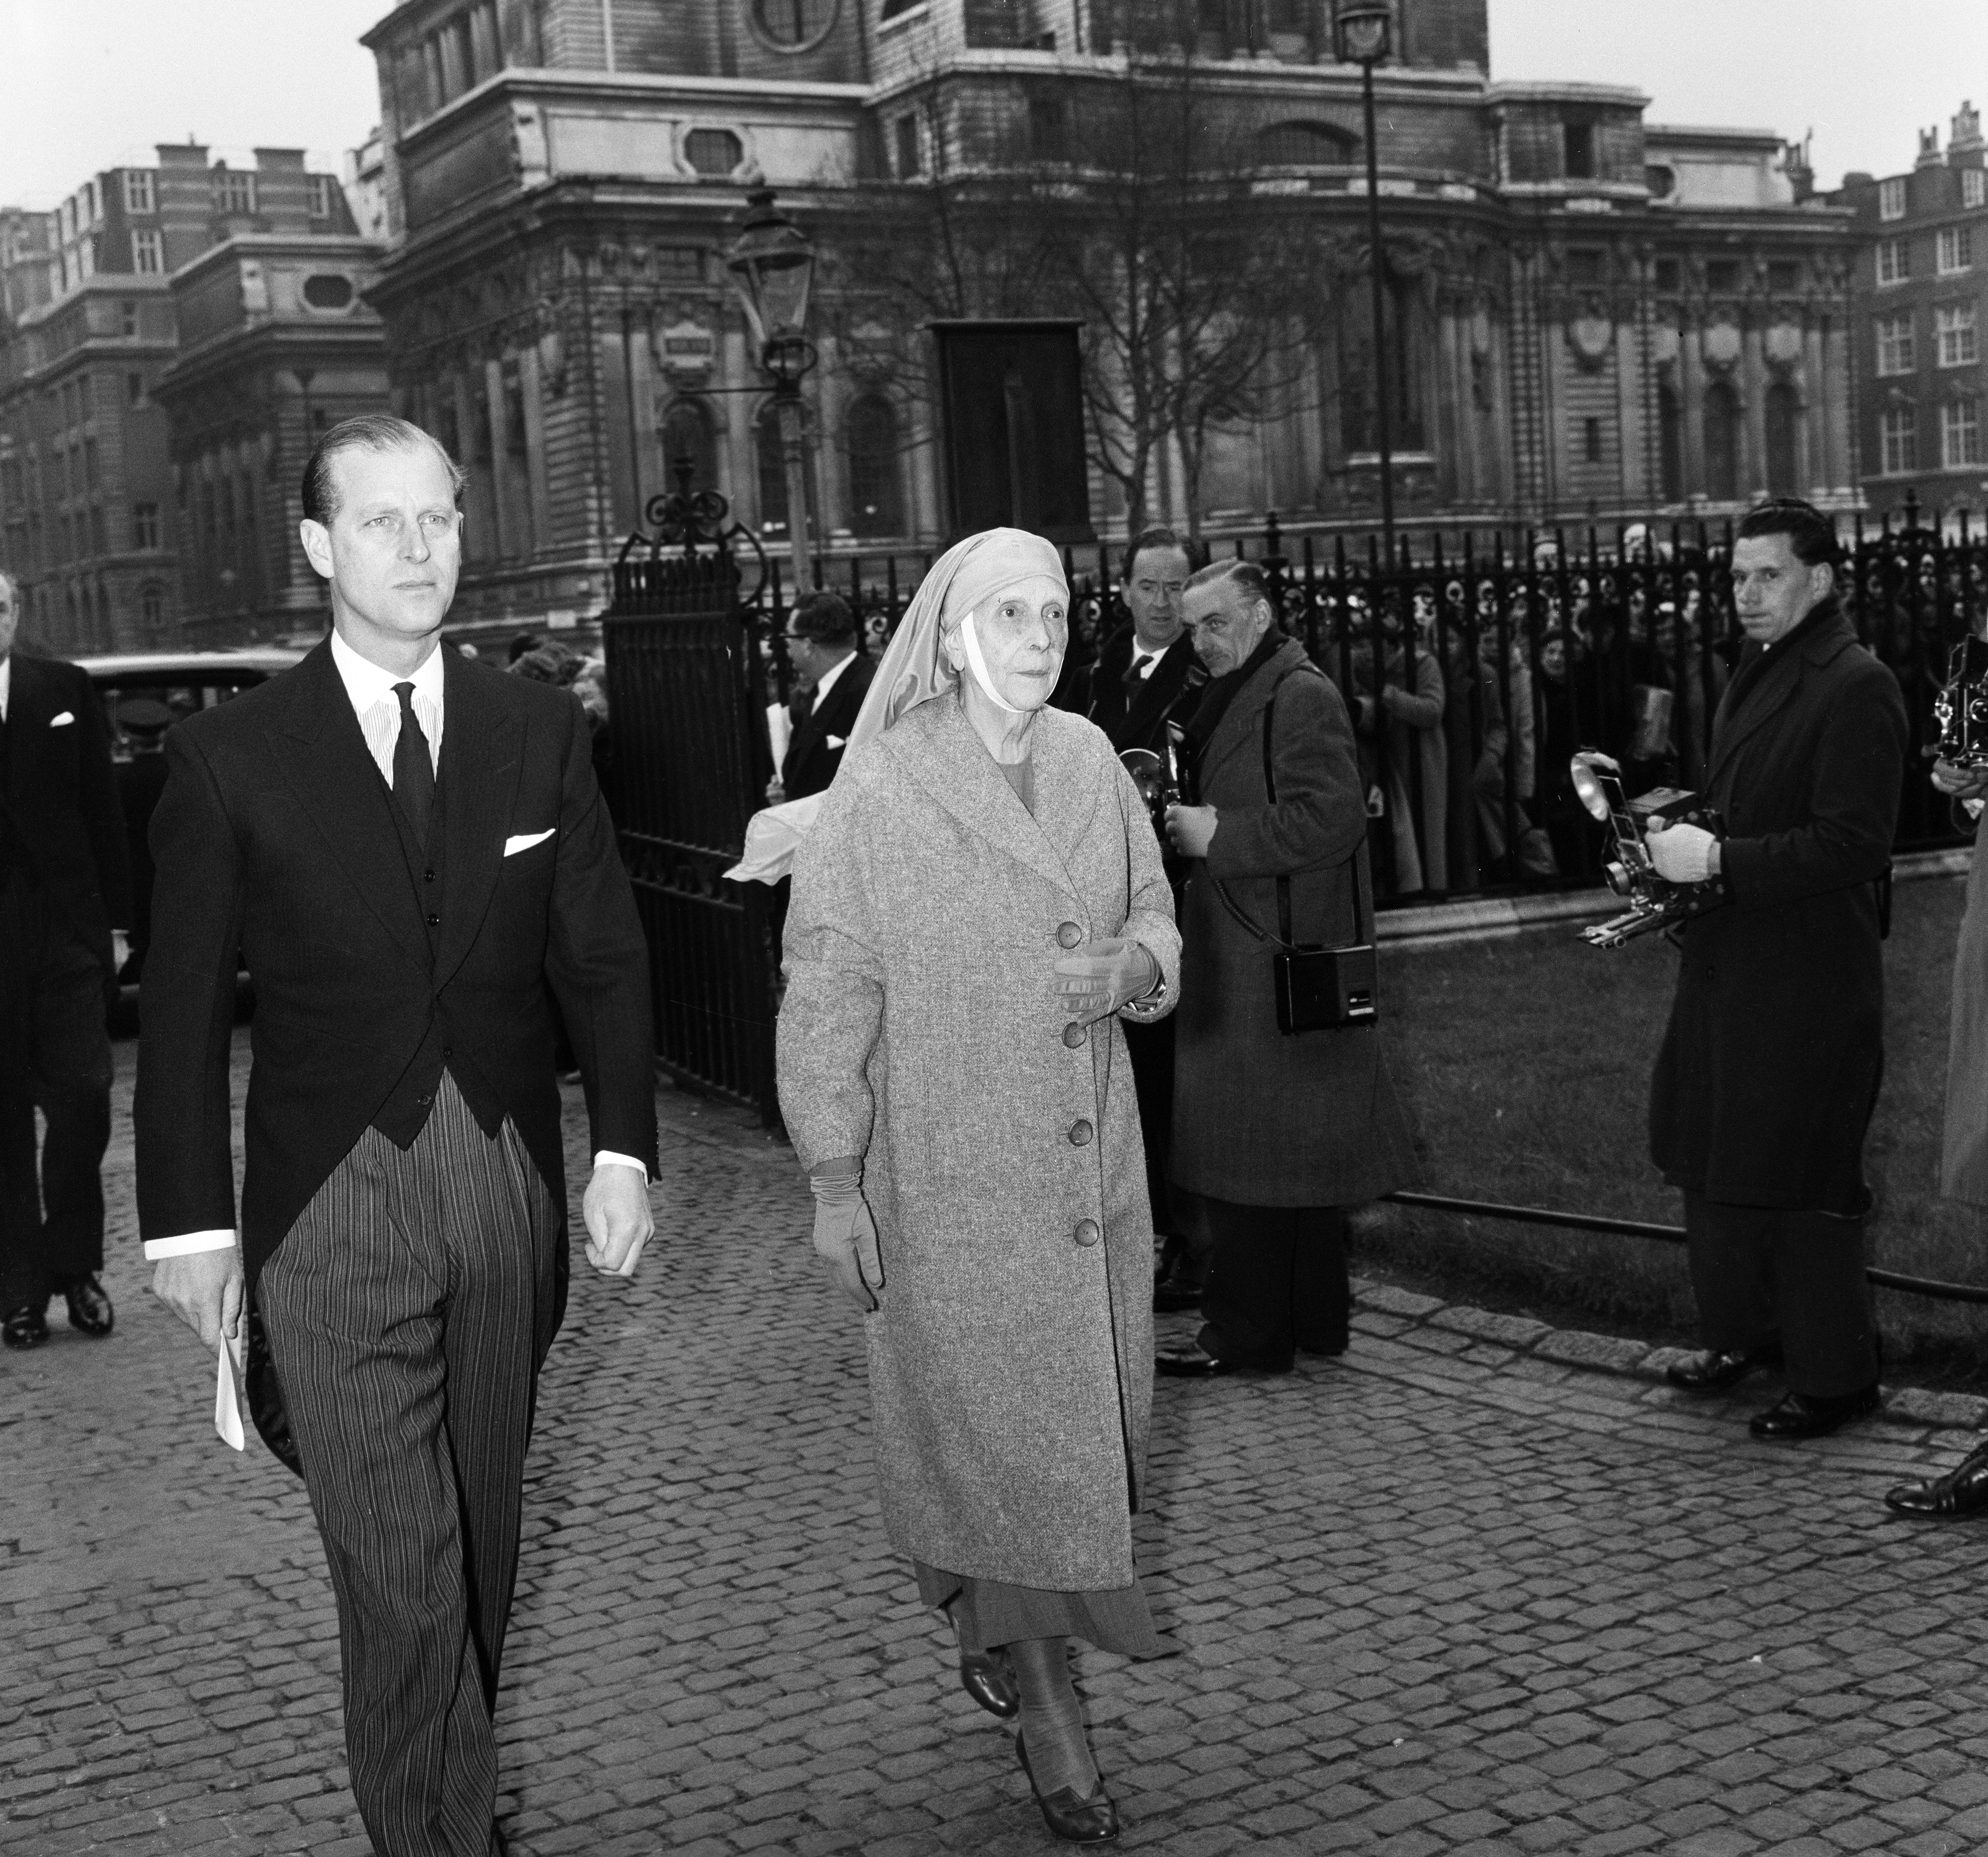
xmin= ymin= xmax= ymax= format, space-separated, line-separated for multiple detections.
xmin=353 ymin=0 xmax=1858 ymax=630
xmin=0 ymin=145 xmax=381 ymax=655
xmin=1830 ymin=102 xmax=1988 ymax=519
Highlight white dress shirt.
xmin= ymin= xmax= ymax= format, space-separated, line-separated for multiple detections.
xmin=144 ymin=633 xmax=644 ymax=1263
xmin=1128 ymin=646 xmax=1163 ymax=682
xmin=808 ymin=646 xmax=857 ymax=714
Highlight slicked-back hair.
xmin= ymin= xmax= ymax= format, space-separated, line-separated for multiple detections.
xmin=1736 ymin=496 xmax=1840 ymax=568
xmin=1185 ymin=557 xmax=1275 ymax=616
xmin=790 ymin=589 xmax=857 ymax=645
xmin=302 ymin=414 xmax=466 ymax=528
xmin=1122 ymin=525 xmax=1186 ymax=584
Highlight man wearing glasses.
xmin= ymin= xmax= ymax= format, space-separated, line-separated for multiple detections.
xmin=767 ymin=592 xmax=874 ymax=806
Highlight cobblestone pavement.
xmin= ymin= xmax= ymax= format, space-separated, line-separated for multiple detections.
xmin=9 ymin=1031 xmax=1988 ymax=1856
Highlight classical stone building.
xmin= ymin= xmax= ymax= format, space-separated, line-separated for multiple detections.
xmin=355 ymin=0 xmax=1860 ymax=630
xmin=1829 ymin=102 xmax=1988 ymax=520
xmin=0 ymin=145 xmax=379 ymax=654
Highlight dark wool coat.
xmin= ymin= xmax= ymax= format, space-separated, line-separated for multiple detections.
xmin=777 ymin=694 xmax=1180 ymax=1591
xmin=1649 ymin=600 xmax=1908 ymax=1213
xmin=1169 ymin=638 xmax=1417 ymax=1207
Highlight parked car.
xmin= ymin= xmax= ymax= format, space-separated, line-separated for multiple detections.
xmin=77 ymin=648 xmax=305 ymax=985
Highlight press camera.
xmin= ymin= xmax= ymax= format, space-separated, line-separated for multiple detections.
xmin=1932 ymin=636 xmax=1988 ymax=768
xmin=1570 ymin=751 xmax=1728 ymax=949
xmin=1120 ymin=722 xmax=1197 ymax=838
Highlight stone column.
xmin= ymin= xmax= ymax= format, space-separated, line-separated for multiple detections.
xmin=1680 ymin=317 xmax=1704 ymax=501
xmin=1742 ymin=320 xmax=1768 ymax=499
xmin=1802 ymin=320 xmax=1826 ymax=496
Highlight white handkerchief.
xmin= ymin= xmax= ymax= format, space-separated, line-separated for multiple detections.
xmin=826 ymin=735 xmax=847 ymax=750
xmin=49 ymin=710 xmax=75 ymax=727
xmin=216 ymin=1335 xmax=245 ymax=1451
xmin=503 ymin=830 xmax=555 ymax=856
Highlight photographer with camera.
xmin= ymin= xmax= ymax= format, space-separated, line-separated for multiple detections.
xmin=1648 ymin=499 xmax=1907 ymax=1440
xmin=1155 ymin=561 xmax=1414 ymax=1378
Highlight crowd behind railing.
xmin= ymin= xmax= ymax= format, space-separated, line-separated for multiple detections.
xmin=724 ymin=495 xmax=1988 ymax=904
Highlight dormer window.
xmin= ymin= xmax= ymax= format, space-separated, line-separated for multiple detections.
xmin=1564 ymin=121 xmax=1596 ymax=181
xmin=1880 ymin=177 xmax=1907 ymax=220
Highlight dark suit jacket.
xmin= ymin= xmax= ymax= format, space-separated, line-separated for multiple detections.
xmin=782 ymin=649 xmax=874 ymax=800
xmin=1085 ymin=626 xmax=1202 ymax=754
xmin=134 ymin=639 xmax=659 ymax=1289
xmin=1649 ymin=598 xmax=1907 ymax=1213
xmin=3 ymin=653 xmax=132 ymax=954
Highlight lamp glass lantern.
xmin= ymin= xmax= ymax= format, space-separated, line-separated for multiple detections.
xmin=725 ymin=187 xmax=816 ymax=380
xmin=1335 ymin=0 xmax=1390 ymax=63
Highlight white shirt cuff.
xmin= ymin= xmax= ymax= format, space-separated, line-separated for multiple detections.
xmin=593 ymin=1151 xmax=648 ymax=1181
xmin=143 ymin=1229 xmax=237 ymax=1261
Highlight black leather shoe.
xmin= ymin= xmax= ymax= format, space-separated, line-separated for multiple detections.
xmin=2 ymin=1304 xmax=48 ymax=1350
xmin=1665 ymin=1348 xmax=1773 ymax=1393
xmin=1156 ymin=1344 xmax=1243 ymax=1378
xmin=960 ymin=1647 xmax=1018 ymax=1719
xmin=1886 ymin=1441 xmax=1988 ymax=1517
xmin=62 ymin=1275 xmax=114 ymax=1338
xmin=1016 ymin=1731 xmax=1119 ymax=1843
xmin=1152 ymin=1277 xmax=1203 ymax=1313
xmin=1749 ymin=1382 xmax=1881 ymax=1439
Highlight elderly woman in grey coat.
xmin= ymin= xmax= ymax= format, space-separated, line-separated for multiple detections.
xmin=777 ymin=528 xmax=1182 ymax=1844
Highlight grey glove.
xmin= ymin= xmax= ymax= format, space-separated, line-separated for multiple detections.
xmin=1053 ymin=938 xmax=1160 ymax=1027
xmin=809 ymin=1159 xmax=884 ymax=1313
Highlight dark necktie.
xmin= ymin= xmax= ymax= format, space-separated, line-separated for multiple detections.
xmin=392 ymin=681 xmax=435 ymax=850
xmin=1123 ymin=651 xmax=1157 ymax=692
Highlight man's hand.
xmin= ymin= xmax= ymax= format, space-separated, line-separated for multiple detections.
xmin=1165 ymin=803 xmax=1219 ymax=859
xmin=1647 ymin=819 xmax=1721 ymax=884
xmin=111 ymin=930 xmax=130 ymax=977
xmin=582 ymin=1163 xmax=654 ymax=1278
xmin=1932 ymin=758 xmax=1988 ymax=802
xmin=152 ymin=1247 xmax=243 ymax=1353
xmin=765 ymin=776 xmax=787 ymax=805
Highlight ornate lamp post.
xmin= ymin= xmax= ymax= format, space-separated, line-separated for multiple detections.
xmin=725 ymin=187 xmax=819 ymax=591
xmin=1336 ymin=1 xmax=1396 ymax=563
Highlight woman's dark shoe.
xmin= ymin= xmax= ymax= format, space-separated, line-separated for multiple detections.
xmin=1886 ymin=1441 xmax=1988 ymax=1517
xmin=1016 ymin=1731 xmax=1119 ymax=1843
xmin=62 ymin=1274 xmax=114 ymax=1337
xmin=1665 ymin=1348 xmax=1772 ymax=1393
xmin=2 ymin=1304 xmax=48 ymax=1350
xmin=1749 ymin=1382 xmax=1881 ymax=1439
xmin=960 ymin=1647 xmax=1019 ymax=1719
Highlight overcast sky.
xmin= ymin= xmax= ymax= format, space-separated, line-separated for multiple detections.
xmin=0 ymin=0 xmax=1984 ymax=207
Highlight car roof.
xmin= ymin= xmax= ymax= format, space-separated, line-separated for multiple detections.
xmin=76 ymin=649 xmax=307 ymax=678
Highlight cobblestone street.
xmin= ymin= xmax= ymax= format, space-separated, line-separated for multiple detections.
xmin=9 ymin=1029 xmax=1988 ymax=1856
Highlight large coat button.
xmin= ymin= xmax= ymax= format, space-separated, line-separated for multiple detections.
xmin=1068 ymin=1119 xmax=1094 ymax=1145
xmin=1057 ymin=921 xmax=1084 ymax=948
xmin=1062 ymin=1022 xmax=1087 ymax=1049
xmin=1074 ymin=1218 xmax=1100 ymax=1247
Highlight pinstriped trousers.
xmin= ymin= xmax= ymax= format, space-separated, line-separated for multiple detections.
xmin=259 ymin=1072 xmax=562 ymax=1857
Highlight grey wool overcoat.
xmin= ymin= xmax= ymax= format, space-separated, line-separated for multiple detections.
xmin=1944 ymin=826 xmax=1988 ymax=1206
xmin=776 ymin=692 xmax=1182 ymax=1592
xmin=1170 ymin=638 xmax=1417 ymax=1207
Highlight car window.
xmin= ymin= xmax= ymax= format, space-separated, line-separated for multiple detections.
xmin=95 ymin=674 xmax=271 ymax=759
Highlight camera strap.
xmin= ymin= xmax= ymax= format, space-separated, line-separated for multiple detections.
xmin=1212 ymin=662 xmax=1370 ymax=951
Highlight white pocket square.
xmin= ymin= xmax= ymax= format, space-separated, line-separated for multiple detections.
xmin=503 ymin=830 xmax=555 ymax=856
xmin=826 ymin=734 xmax=846 ymax=750
xmin=49 ymin=710 xmax=75 ymax=727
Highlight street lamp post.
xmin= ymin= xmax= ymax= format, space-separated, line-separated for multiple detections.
xmin=725 ymin=187 xmax=819 ymax=594
xmin=1337 ymin=2 xmax=1395 ymax=565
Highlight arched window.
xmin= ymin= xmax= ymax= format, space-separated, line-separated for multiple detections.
xmin=1658 ymin=378 xmax=1683 ymax=503
xmin=1765 ymin=381 xmax=1800 ymax=497
xmin=658 ymin=397 xmax=718 ymax=497
xmin=1256 ymin=120 xmax=1358 ymax=167
xmin=749 ymin=0 xmax=836 ymax=48
xmin=1703 ymin=381 xmax=1740 ymax=503
xmin=844 ymin=395 xmax=903 ymax=539
xmin=756 ymin=400 xmax=790 ymax=537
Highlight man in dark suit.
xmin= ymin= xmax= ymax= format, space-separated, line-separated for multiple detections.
xmin=0 ymin=566 xmax=131 ymax=1349
xmin=1085 ymin=530 xmax=1204 ymax=1307
xmin=767 ymin=590 xmax=874 ymax=804
xmin=1646 ymin=498 xmax=1906 ymax=1441
xmin=139 ymin=416 xmax=658 ymax=1857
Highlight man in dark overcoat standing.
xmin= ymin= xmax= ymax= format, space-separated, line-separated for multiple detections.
xmin=1647 ymin=498 xmax=1906 ymax=1440
xmin=1155 ymin=559 xmax=1416 ymax=1376
xmin=0 ymin=565 xmax=131 ymax=1350
xmin=138 ymin=415 xmax=659 ymax=1857
xmin=1086 ymin=528 xmax=1206 ymax=1307
xmin=768 ymin=590 xmax=875 ymax=805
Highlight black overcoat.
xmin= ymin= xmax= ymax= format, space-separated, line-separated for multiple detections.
xmin=1648 ymin=599 xmax=1907 ymax=1214
xmin=781 ymin=649 xmax=875 ymax=801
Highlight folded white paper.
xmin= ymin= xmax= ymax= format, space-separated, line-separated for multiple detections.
xmin=502 ymin=829 xmax=554 ymax=856
xmin=722 ymin=793 xmax=824 ymax=884
xmin=215 ymin=1334 xmax=245 ymax=1451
